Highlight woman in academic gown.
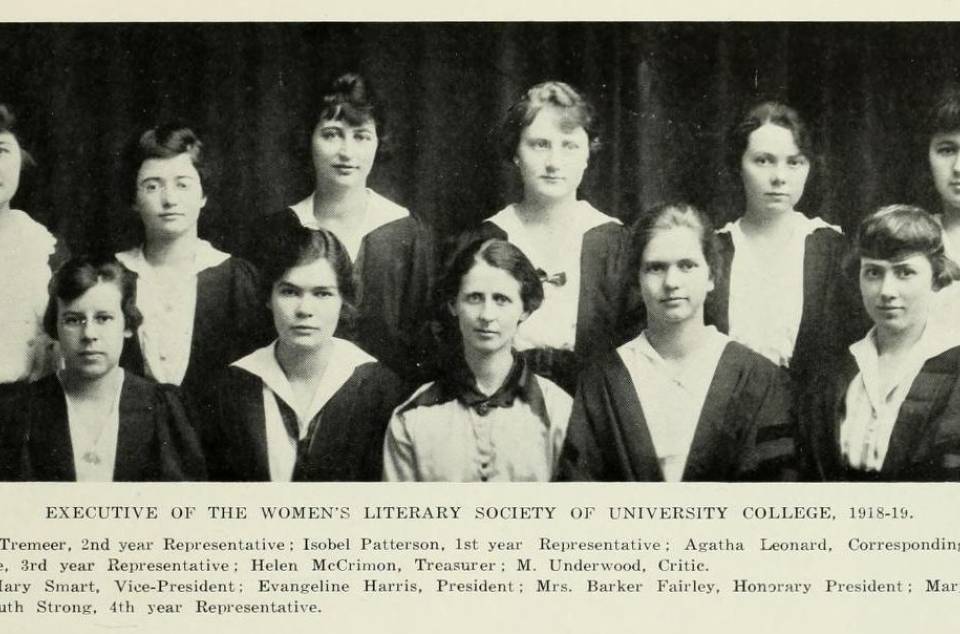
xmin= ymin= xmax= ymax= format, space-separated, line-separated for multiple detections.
xmin=202 ymin=224 xmax=409 ymax=481
xmin=116 ymin=124 xmax=268 ymax=406
xmin=705 ymin=101 xmax=867 ymax=387
xmin=450 ymin=81 xmax=636 ymax=394
xmin=0 ymin=255 xmax=205 ymax=482
xmin=248 ymin=72 xmax=437 ymax=381
xmin=800 ymin=205 xmax=960 ymax=481
xmin=557 ymin=203 xmax=798 ymax=482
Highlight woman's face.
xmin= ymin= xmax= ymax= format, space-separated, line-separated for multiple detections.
xmin=270 ymin=257 xmax=343 ymax=353
xmin=740 ymin=123 xmax=810 ymax=217
xmin=134 ymin=152 xmax=206 ymax=242
xmin=929 ymin=130 xmax=960 ymax=213
xmin=450 ymin=261 xmax=529 ymax=357
xmin=311 ymin=117 xmax=378 ymax=193
xmin=859 ymin=253 xmax=936 ymax=338
xmin=639 ymin=225 xmax=714 ymax=327
xmin=515 ymin=106 xmax=589 ymax=205
xmin=57 ymin=281 xmax=131 ymax=383
xmin=0 ymin=131 xmax=23 ymax=214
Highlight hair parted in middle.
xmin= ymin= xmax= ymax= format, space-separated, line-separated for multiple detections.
xmin=439 ymin=237 xmax=544 ymax=315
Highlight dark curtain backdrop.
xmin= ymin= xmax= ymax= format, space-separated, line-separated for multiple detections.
xmin=2 ymin=22 xmax=959 ymax=254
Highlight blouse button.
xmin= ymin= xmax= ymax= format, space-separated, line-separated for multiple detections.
xmin=480 ymin=475 xmax=488 ymax=482
xmin=476 ymin=403 xmax=490 ymax=416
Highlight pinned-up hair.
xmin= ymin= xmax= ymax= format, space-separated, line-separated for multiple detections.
xmin=439 ymin=237 xmax=544 ymax=315
xmin=121 ymin=123 xmax=213 ymax=203
xmin=630 ymin=201 xmax=722 ymax=283
xmin=498 ymin=81 xmax=601 ymax=162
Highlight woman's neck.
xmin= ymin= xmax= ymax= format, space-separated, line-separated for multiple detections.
xmin=644 ymin=313 xmax=709 ymax=361
xmin=312 ymin=186 xmax=367 ymax=221
xmin=143 ymin=232 xmax=200 ymax=268
xmin=275 ymin=339 xmax=333 ymax=383
xmin=939 ymin=204 xmax=960 ymax=232
xmin=515 ymin=195 xmax=577 ymax=227
xmin=740 ymin=206 xmax=796 ymax=238
xmin=60 ymin=366 xmax=123 ymax=402
xmin=463 ymin=346 xmax=515 ymax=396
xmin=875 ymin=319 xmax=926 ymax=358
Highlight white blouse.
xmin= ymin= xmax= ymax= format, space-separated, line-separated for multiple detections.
xmin=0 ymin=209 xmax=57 ymax=383
xmin=288 ymin=189 xmax=409 ymax=261
xmin=116 ymin=241 xmax=230 ymax=386
xmin=720 ymin=213 xmax=839 ymax=368
xmin=617 ymin=327 xmax=729 ymax=481
xmin=231 ymin=338 xmax=374 ymax=482
xmin=840 ymin=318 xmax=956 ymax=472
xmin=933 ymin=214 xmax=960 ymax=343
xmin=488 ymin=201 xmax=617 ymax=351
xmin=62 ymin=370 xmax=125 ymax=482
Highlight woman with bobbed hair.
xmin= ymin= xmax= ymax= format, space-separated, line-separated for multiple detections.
xmin=0 ymin=104 xmax=68 ymax=388
xmin=558 ymin=203 xmax=797 ymax=482
xmin=384 ymin=238 xmax=572 ymax=482
xmin=0 ymin=255 xmax=205 ymax=482
xmin=800 ymin=205 xmax=960 ymax=481
xmin=203 ymin=223 xmax=410 ymax=481
xmin=250 ymin=72 xmax=437 ymax=381
xmin=451 ymin=81 xmax=635 ymax=395
xmin=706 ymin=101 xmax=866 ymax=384
xmin=115 ymin=123 xmax=267 ymax=405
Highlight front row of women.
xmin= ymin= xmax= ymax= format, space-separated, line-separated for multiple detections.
xmin=1 ymin=200 xmax=958 ymax=482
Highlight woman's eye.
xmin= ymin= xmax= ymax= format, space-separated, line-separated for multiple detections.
xmin=896 ymin=268 xmax=916 ymax=279
xmin=862 ymin=268 xmax=881 ymax=280
xmin=278 ymin=288 xmax=298 ymax=297
xmin=494 ymin=295 xmax=511 ymax=305
xmin=678 ymin=261 xmax=696 ymax=271
xmin=62 ymin=316 xmax=83 ymax=327
xmin=643 ymin=263 xmax=665 ymax=273
xmin=531 ymin=139 xmax=549 ymax=149
xmin=143 ymin=183 xmax=159 ymax=193
xmin=95 ymin=315 xmax=114 ymax=324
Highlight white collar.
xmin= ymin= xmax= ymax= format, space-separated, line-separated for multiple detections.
xmin=488 ymin=200 xmax=618 ymax=238
xmin=115 ymin=239 xmax=230 ymax=276
xmin=289 ymin=188 xmax=409 ymax=234
xmin=718 ymin=212 xmax=841 ymax=238
xmin=851 ymin=316 xmax=958 ymax=383
xmin=232 ymin=338 xmax=374 ymax=420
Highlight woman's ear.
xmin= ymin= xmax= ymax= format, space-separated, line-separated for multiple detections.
xmin=124 ymin=328 xmax=133 ymax=339
xmin=447 ymin=300 xmax=457 ymax=317
xmin=517 ymin=310 xmax=531 ymax=325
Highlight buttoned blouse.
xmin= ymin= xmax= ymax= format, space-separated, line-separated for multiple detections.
xmin=61 ymin=370 xmax=125 ymax=482
xmin=288 ymin=188 xmax=409 ymax=261
xmin=487 ymin=201 xmax=618 ymax=351
xmin=840 ymin=318 xmax=957 ymax=472
xmin=0 ymin=210 xmax=57 ymax=383
xmin=116 ymin=240 xmax=230 ymax=385
xmin=719 ymin=213 xmax=840 ymax=367
xmin=617 ymin=327 xmax=730 ymax=481
xmin=383 ymin=356 xmax=572 ymax=482
xmin=230 ymin=338 xmax=375 ymax=481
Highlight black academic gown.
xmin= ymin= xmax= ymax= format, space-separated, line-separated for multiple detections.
xmin=0 ymin=373 xmax=206 ymax=482
xmin=557 ymin=341 xmax=798 ymax=482
xmin=706 ymin=227 xmax=869 ymax=387
xmin=799 ymin=346 xmax=960 ymax=481
xmin=201 ymin=362 xmax=410 ymax=481
xmin=119 ymin=256 xmax=270 ymax=408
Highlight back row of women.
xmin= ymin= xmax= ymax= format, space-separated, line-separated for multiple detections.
xmin=1 ymin=73 xmax=959 ymax=482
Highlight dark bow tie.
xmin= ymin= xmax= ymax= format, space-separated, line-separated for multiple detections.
xmin=536 ymin=268 xmax=567 ymax=287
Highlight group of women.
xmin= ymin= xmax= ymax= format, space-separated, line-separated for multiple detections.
xmin=0 ymin=73 xmax=959 ymax=483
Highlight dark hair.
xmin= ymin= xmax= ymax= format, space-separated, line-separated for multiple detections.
xmin=847 ymin=204 xmax=959 ymax=290
xmin=630 ymin=201 xmax=723 ymax=283
xmin=729 ymin=101 xmax=816 ymax=171
xmin=312 ymin=72 xmax=387 ymax=148
xmin=926 ymin=84 xmax=960 ymax=138
xmin=43 ymin=255 xmax=143 ymax=339
xmin=121 ymin=124 xmax=214 ymax=204
xmin=0 ymin=103 xmax=36 ymax=169
xmin=498 ymin=81 xmax=601 ymax=162
xmin=259 ymin=220 xmax=357 ymax=326
xmin=439 ymin=238 xmax=544 ymax=315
